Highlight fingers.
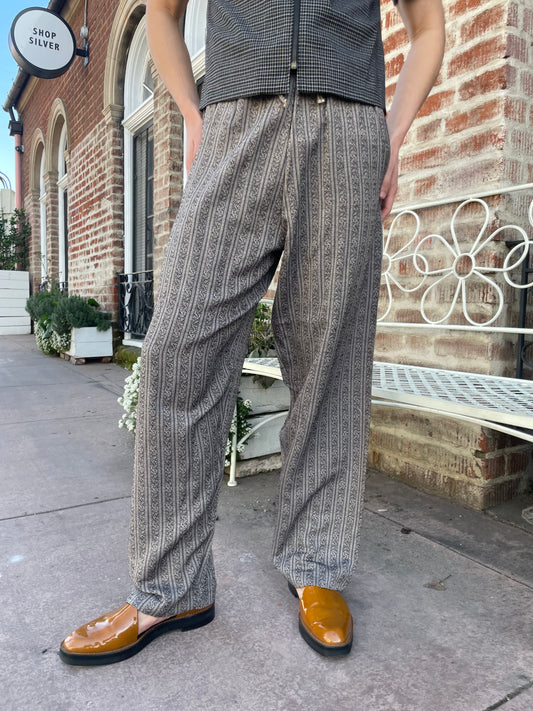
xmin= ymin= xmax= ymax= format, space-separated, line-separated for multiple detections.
xmin=185 ymin=118 xmax=203 ymax=174
xmin=380 ymin=156 xmax=399 ymax=220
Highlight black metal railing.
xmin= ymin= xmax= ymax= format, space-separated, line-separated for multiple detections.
xmin=117 ymin=270 xmax=154 ymax=338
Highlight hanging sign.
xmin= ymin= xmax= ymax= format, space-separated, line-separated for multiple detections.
xmin=9 ymin=7 xmax=77 ymax=79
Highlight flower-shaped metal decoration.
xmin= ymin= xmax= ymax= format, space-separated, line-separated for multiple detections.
xmin=379 ymin=209 xmax=422 ymax=322
xmin=379 ymin=197 xmax=533 ymax=327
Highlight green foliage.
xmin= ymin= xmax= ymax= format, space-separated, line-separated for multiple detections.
xmin=114 ymin=345 xmax=141 ymax=370
xmin=247 ymin=302 xmax=277 ymax=389
xmin=50 ymin=294 xmax=111 ymax=335
xmin=25 ymin=284 xmax=63 ymax=323
xmin=247 ymin=302 xmax=276 ymax=357
xmin=26 ymin=286 xmax=111 ymax=355
xmin=0 ymin=208 xmax=30 ymax=271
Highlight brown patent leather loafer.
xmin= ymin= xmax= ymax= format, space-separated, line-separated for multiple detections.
xmin=59 ymin=602 xmax=215 ymax=666
xmin=289 ymin=582 xmax=353 ymax=657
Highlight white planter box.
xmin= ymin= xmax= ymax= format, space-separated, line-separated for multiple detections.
xmin=0 ymin=270 xmax=30 ymax=334
xmin=239 ymin=411 xmax=288 ymax=460
xmin=238 ymin=374 xmax=290 ymax=459
xmin=238 ymin=375 xmax=290 ymax=414
xmin=65 ymin=326 xmax=113 ymax=359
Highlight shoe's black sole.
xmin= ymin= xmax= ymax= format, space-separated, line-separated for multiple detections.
xmin=298 ymin=619 xmax=352 ymax=657
xmin=59 ymin=604 xmax=215 ymax=666
xmin=288 ymin=581 xmax=352 ymax=658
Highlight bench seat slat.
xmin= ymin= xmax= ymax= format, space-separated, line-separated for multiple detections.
xmin=372 ymin=361 xmax=533 ymax=431
xmin=242 ymin=357 xmax=533 ymax=441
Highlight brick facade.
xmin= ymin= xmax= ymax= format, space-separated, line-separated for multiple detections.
xmin=7 ymin=0 xmax=533 ymax=508
xmin=371 ymin=0 xmax=533 ymax=509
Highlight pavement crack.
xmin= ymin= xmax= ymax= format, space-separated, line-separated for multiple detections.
xmin=0 ymin=413 xmax=121 ymax=427
xmin=0 ymin=495 xmax=131 ymax=522
xmin=482 ymin=678 xmax=533 ymax=710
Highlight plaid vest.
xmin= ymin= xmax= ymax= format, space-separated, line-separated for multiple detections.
xmin=199 ymin=0 xmax=393 ymax=111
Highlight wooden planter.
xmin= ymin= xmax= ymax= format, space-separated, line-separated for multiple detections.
xmin=0 ymin=270 xmax=30 ymax=335
xmin=65 ymin=326 xmax=113 ymax=360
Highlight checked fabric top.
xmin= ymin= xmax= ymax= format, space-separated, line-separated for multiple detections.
xmin=200 ymin=0 xmax=397 ymax=111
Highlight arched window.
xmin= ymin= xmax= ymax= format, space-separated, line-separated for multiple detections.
xmin=57 ymin=124 xmax=68 ymax=290
xmin=39 ymin=150 xmax=47 ymax=282
xmin=123 ymin=16 xmax=154 ymax=277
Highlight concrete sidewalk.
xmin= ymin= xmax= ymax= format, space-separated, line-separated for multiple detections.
xmin=0 ymin=334 xmax=532 ymax=711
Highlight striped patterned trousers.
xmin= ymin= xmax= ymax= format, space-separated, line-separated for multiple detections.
xmin=128 ymin=88 xmax=390 ymax=617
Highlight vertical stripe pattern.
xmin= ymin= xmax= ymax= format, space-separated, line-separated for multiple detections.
xmin=128 ymin=90 xmax=390 ymax=616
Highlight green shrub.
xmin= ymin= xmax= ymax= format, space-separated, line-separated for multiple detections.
xmin=26 ymin=286 xmax=111 ymax=355
xmin=50 ymin=294 xmax=111 ymax=335
xmin=247 ymin=302 xmax=276 ymax=357
xmin=25 ymin=285 xmax=63 ymax=324
xmin=246 ymin=302 xmax=277 ymax=389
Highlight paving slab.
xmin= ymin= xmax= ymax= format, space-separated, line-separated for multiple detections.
xmin=1 ymin=335 xmax=532 ymax=711
xmin=1 ymin=476 xmax=532 ymax=711
xmin=1 ymin=381 xmax=125 ymax=425
xmin=0 ymin=416 xmax=133 ymax=519
xmin=365 ymin=472 xmax=533 ymax=588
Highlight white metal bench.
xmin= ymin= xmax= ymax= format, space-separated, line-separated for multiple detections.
xmin=228 ymin=185 xmax=533 ymax=486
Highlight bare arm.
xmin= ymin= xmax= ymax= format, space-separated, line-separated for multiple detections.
xmin=146 ymin=0 xmax=202 ymax=172
xmin=380 ymin=0 xmax=446 ymax=218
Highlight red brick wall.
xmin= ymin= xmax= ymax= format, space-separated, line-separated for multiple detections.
xmin=373 ymin=0 xmax=533 ymax=509
xmin=376 ymin=0 xmax=532 ymax=377
xmin=381 ymin=0 xmax=532 ymax=203
xmin=20 ymin=0 xmax=124 ymax=307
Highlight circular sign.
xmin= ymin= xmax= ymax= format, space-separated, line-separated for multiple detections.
xmin=9 ymin=7 xmax=77 ymax=79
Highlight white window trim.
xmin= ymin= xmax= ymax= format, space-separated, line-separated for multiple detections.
xmin=39 ymin=151 xmax=47 ymax=280
xmin=57 ymin=124 xmax=68 ymax=285
xmin=123 ymin=17 xmax=154 ymax=277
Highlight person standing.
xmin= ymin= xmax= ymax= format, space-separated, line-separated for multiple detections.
xmin=60 ymin=0 xmax=445 ymax=664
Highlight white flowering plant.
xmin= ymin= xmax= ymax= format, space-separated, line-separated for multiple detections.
xmin=118 ymin=357 xmax=253 ymax=464
xmin=118 ymin=358 xmax=141 ymax=432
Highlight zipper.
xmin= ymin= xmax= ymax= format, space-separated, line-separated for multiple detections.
xmin=290 ymin=0 xmax=301 ymax=71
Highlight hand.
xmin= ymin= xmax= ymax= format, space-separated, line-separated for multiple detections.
xmin=185 ymin=111 xmax=204 ymax=174
xmin=380 ymin=146 xmax=399 ymax=220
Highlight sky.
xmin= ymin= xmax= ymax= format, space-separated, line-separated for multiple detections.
xmin=0 ymin=1 xmax=46 ymax=189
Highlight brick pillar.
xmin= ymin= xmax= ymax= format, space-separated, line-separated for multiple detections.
xmin=103 ymin=104 xmax=125 ymax=317
xmin=44 ymin=170 xmax=59 ymax=284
